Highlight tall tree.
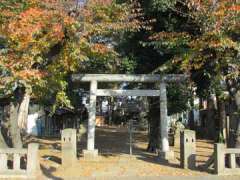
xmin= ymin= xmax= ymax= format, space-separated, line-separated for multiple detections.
xmin=179 ymin=0 xmax=240 ymax=143
xmin=119 ymin=0 xmax=192 ymax=151
xmin=120 ymin=0 xmax=239 ymax=149
xmin=0 ymin=0 xmax=140 ymax=147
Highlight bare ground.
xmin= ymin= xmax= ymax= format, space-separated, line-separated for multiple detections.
xmin=26 ymin=126 xmax=234 ymax=179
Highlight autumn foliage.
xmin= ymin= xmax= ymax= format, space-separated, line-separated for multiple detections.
xmin=0 ymin=0 xmax=142 ymax=106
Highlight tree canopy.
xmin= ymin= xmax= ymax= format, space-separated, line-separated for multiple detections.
xmin=0 ymin=0 xmax=142 ymax=109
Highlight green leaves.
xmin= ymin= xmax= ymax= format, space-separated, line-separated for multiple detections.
xmin=119 ymin=56 xmax=137 ymax=73
xmin=148 ymin=32 xmax=191 ymax=54
xmin=150 ymin=0 xmax=177 ymax=12
xmin=167 ymin=82 xmax=191 ymax=115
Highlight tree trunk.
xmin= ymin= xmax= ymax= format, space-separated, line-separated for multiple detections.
xmin=234 ymin=91 xmax=240 ymax=148
xmin=206 ymin=97 xmax=217 ymax=140
xmin=216 ymin=95 xmax=227 ymax=143
xmin=147 ymin=97 xmax=160 ymax=152
xmin=139 ymin=97 xmax=148 ymax=130
xmin=9 ymin=89 xmax=30 ymax=148
xmin=17 ymin=92 xmax=30 ymax=129
xmin=199 ymin=98 xmax=204 ymax=109
xmin=9 ymin=102 xmax=23 ymax=148
xmin=189 ymin=110 xmax=195 ymax=130
xmin=189 ymin=97 xmax=195 ymax=130
xmin=0 ymin=131 xmax=8 ymax=148
xmin=234 ymin=91 xmax=240 ymax=166
xmin=235 ymin=122 xmax=240 ymax=148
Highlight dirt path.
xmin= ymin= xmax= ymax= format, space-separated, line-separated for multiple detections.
xmin=30 ymin=126 xmax=230 ymax=179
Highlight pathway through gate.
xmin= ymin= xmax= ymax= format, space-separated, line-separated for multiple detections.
xmin=78 ymin=125 xmax=151 ymax=158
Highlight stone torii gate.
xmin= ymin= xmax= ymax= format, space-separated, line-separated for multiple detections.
xmin=71 ymin=74 xmax=187 ymax=160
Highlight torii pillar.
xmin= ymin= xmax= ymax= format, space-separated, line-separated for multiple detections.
xmin=158 ymin=82 xmax=174 ymax=161
xmin=82 ymin=80 xmax=98 ymax=159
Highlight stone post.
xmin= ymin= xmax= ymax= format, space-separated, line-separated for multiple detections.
xmin=77 ymin=123 xmax=87 ymax=142
xmin=229 ymin=153 xmax=236 ymax=169
xmin=13 ymin=153 xmax=21 ymax=170
xmin=180 ymin=130 xmax=196 ymax=169
xmin=83 ymin=80 xmax=98 ymax=158
xmin=0 ymin=153 xmax=8 ymax=171
xmin=158 ymin=82 xmax=174 ymax=160
xmin=62 ymin=129 xmax=77 ymax=167
xmin=27 ymin=143 xmax=39 ymax=177
xmin=214 ymin=143 xmax=225 ymax=175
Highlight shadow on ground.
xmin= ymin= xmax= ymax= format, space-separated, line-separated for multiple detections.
xmin=40 ymin=164 xmax=63 ymax=180
xmin=30 ymin=126 xmax=217 ymax=178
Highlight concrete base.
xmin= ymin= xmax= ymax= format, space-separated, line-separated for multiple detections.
xmin=83 ymin=149 xmax=98 ymax=160
xmin=158 ymin=150 xmax=174 ymax=161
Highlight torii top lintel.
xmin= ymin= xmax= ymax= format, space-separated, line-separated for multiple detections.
xmin=71 ymin=74 xmax=188 ymax=83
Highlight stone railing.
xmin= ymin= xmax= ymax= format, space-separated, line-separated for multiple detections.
xmin=215 ymin=143 xmax=240 ymax=175
xmin=0 ymin=143 xmax=39 ymax=179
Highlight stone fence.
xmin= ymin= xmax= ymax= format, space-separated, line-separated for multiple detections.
xmin=215 ymin=143 xmax=240 ymax=175
xmin=62 ymin=129 xmax=77 ymax=167
xmin=180 ymin=130 xmax=196 ymax=169
xmin=0 ymin=143 xmax=39 ymax=179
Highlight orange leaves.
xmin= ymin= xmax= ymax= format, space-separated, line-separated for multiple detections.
xmin=0 ymin=0 xmax=141 ymax=97
xmin=51 ymin=23 xmax=64 ymax=40
xmin=228 ymin=5 xmax=240 ymax=11
xmin=92 ymin=43 xmax=110 ymax=54
xmin=186 ymin=0 xmax=239 ymax=34
xmin=8 ymin=8 xmax=44 ymax=47
xmin=1 ymin=51 xmax=32 ymax=72
xmin=90 ymin=0 xmax=113 ymax=6
xmin=0 ymin=53 xmax=48 ymax=83
xmin=0 ymin=1 xmax=78 ymax=88
xmin=19 ymin=7 xmax=43 ymax=19
xmin=6 ymin=7 xmax=67 ymax=51
xmin=63 ymin=15 xmax=75 ymax=25
xmin=16 ymin=70 xmax=47 ymax=80
xmin=80 ymin=0 xmax=145 ymax=36
xmin=1 ymin=10 xmax=15 ymax=19
xmin=228 ymin=5 xmax=240 ymax=12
